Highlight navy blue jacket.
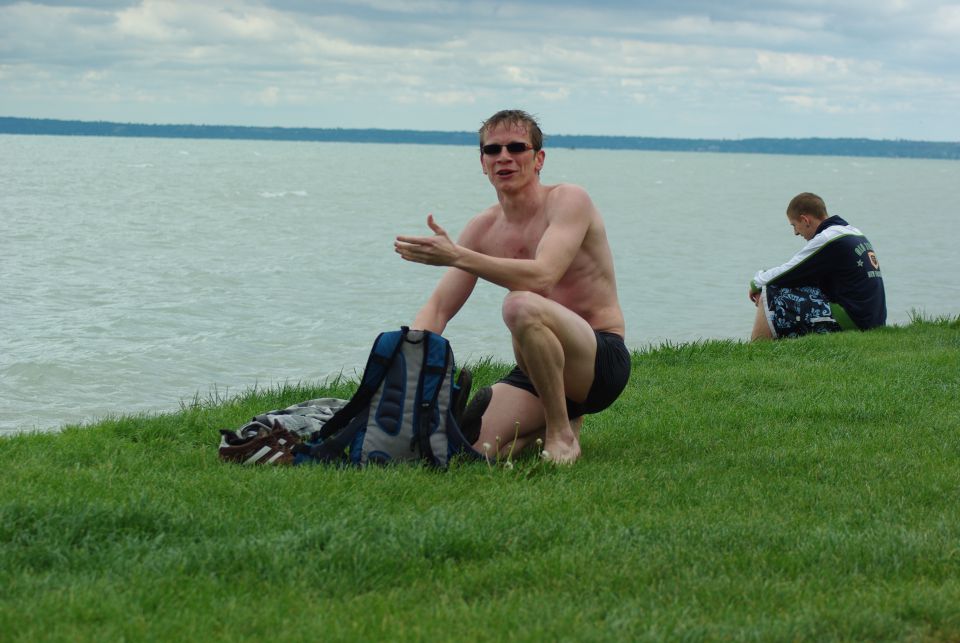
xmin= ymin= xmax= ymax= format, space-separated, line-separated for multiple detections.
xmin=751 ymin=216 xmax=886 ymax=330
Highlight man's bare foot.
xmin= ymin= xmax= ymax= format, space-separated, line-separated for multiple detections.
xmin=542 ymin=432 xmax=581 ymax=464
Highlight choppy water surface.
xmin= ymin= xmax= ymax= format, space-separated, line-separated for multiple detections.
xmin=2 ymin=135 xmax=958 ymax=434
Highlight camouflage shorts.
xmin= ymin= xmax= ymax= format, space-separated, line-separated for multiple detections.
xmin=762 ymin=285 xmax=842 ymax=339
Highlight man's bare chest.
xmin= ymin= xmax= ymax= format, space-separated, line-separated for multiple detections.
xmin=483 ymin=218 xmax=547 ymax=259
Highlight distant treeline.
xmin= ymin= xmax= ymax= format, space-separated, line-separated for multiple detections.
xmin=2 ymin=116 xmax=959 ymax=160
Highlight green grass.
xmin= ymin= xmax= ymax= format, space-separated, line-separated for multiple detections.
xmin=2 ymin=318 xmax=959 ymax=641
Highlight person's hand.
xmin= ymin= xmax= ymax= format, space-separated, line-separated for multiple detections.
xmin=395 ymin=215 xmax=459 ymax=266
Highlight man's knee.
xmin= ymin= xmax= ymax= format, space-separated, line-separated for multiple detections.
xmin=751 ymin=299 xmax=773 ymax=340
xmin=501 ymin=290 xmax=546 ymax=331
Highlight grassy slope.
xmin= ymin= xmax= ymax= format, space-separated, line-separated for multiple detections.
xmin=1 ymin=319 xmax=958 ymax=641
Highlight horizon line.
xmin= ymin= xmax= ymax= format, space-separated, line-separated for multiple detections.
xmin=3 ymin=115 xmax=958 ymax=145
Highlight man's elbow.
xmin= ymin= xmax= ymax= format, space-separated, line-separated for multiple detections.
xmin=523 ymin=271 xmax=561 ymax=296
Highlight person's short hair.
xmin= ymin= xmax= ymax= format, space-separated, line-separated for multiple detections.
xmin=479 ymin=110 xmax=543 ymax=151
xmin=787 ymin=192 xmax=828 ymax=221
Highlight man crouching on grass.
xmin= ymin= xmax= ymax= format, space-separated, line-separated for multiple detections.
xmin=394 ymin=109 xmax=630 ymax=464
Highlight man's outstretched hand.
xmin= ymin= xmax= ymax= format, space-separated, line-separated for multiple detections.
xmin=395 ymin=215 xmax=459 ymax=266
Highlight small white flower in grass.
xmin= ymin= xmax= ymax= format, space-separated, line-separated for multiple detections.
xmin=482 ymin=442 xmax=492 ymax=453
xmin=540 ymin=450 xmax=550 ymax=459
xmin=505 ymin=420 xmax=520 ymax=465
xmin=504 ymin=461 xmax=514 ymax=470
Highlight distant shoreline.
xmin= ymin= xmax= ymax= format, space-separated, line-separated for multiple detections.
xmin=2 ymin=116 xmax=959 ymax=160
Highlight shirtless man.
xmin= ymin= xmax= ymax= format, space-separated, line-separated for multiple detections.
xmin=394 ymin=110 xmax=629 ymax=464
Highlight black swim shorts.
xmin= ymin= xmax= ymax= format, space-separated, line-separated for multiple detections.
xmin=498 ymin=330 xmax=631 ymax=419
xmin=762 ymin=285 xmax=842 ymax=339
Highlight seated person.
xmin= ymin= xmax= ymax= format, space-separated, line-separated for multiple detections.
xmin=749 ymin=192 xmax=886 ymax=340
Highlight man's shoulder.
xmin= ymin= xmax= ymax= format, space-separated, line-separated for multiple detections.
xmin=815 ymin=221 xmax=865 ymax=244
xmin=544 ymin=183 xmax=596 ymax=216
xmin=818 ymin=215 xmax=865 ymax=235
xmin=546 ymin=182 xmax=591 ymax=199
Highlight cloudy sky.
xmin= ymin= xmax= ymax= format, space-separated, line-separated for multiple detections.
xmin=1 ymin=0 xmax=959 ymax=140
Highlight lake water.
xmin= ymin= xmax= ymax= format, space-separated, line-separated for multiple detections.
xmin=2 ymin=135 xmax=958 ymax=435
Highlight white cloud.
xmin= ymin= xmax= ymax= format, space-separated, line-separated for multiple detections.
xmin=504 ymin=66 xmax=535 ymax=85
xmin=780 ymin=94 xmax=852 ymax=114
xmin=424 ymin=91 xmax=476 ymax=106
xmin=933 ymin=3 xmax=960 ymax=30
xmin=251 ymin=85 xmax=281 ymax=106
xmin=114 ymin=1 xmax=284 ymax=42
xmin=754 ymin=51 xmax=854 ymax=78
xmin=537 ymin=87 xmax=571 ymax=102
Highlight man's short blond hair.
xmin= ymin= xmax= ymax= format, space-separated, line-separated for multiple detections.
xmin=479 ymin=110 xmax=543 ymax=151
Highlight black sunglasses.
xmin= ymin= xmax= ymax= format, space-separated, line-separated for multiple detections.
xmin=481 ymin=142 xmax=536 ymax=155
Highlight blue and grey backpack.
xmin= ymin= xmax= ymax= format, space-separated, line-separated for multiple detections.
xmin=291 ymin=327 xmax=483 ymax=468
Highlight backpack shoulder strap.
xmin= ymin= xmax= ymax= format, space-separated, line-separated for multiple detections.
xmin=313 ymin=328 xmax=408 ymax=442
xmin=415 ymin=331 xmax=452 ymax=465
